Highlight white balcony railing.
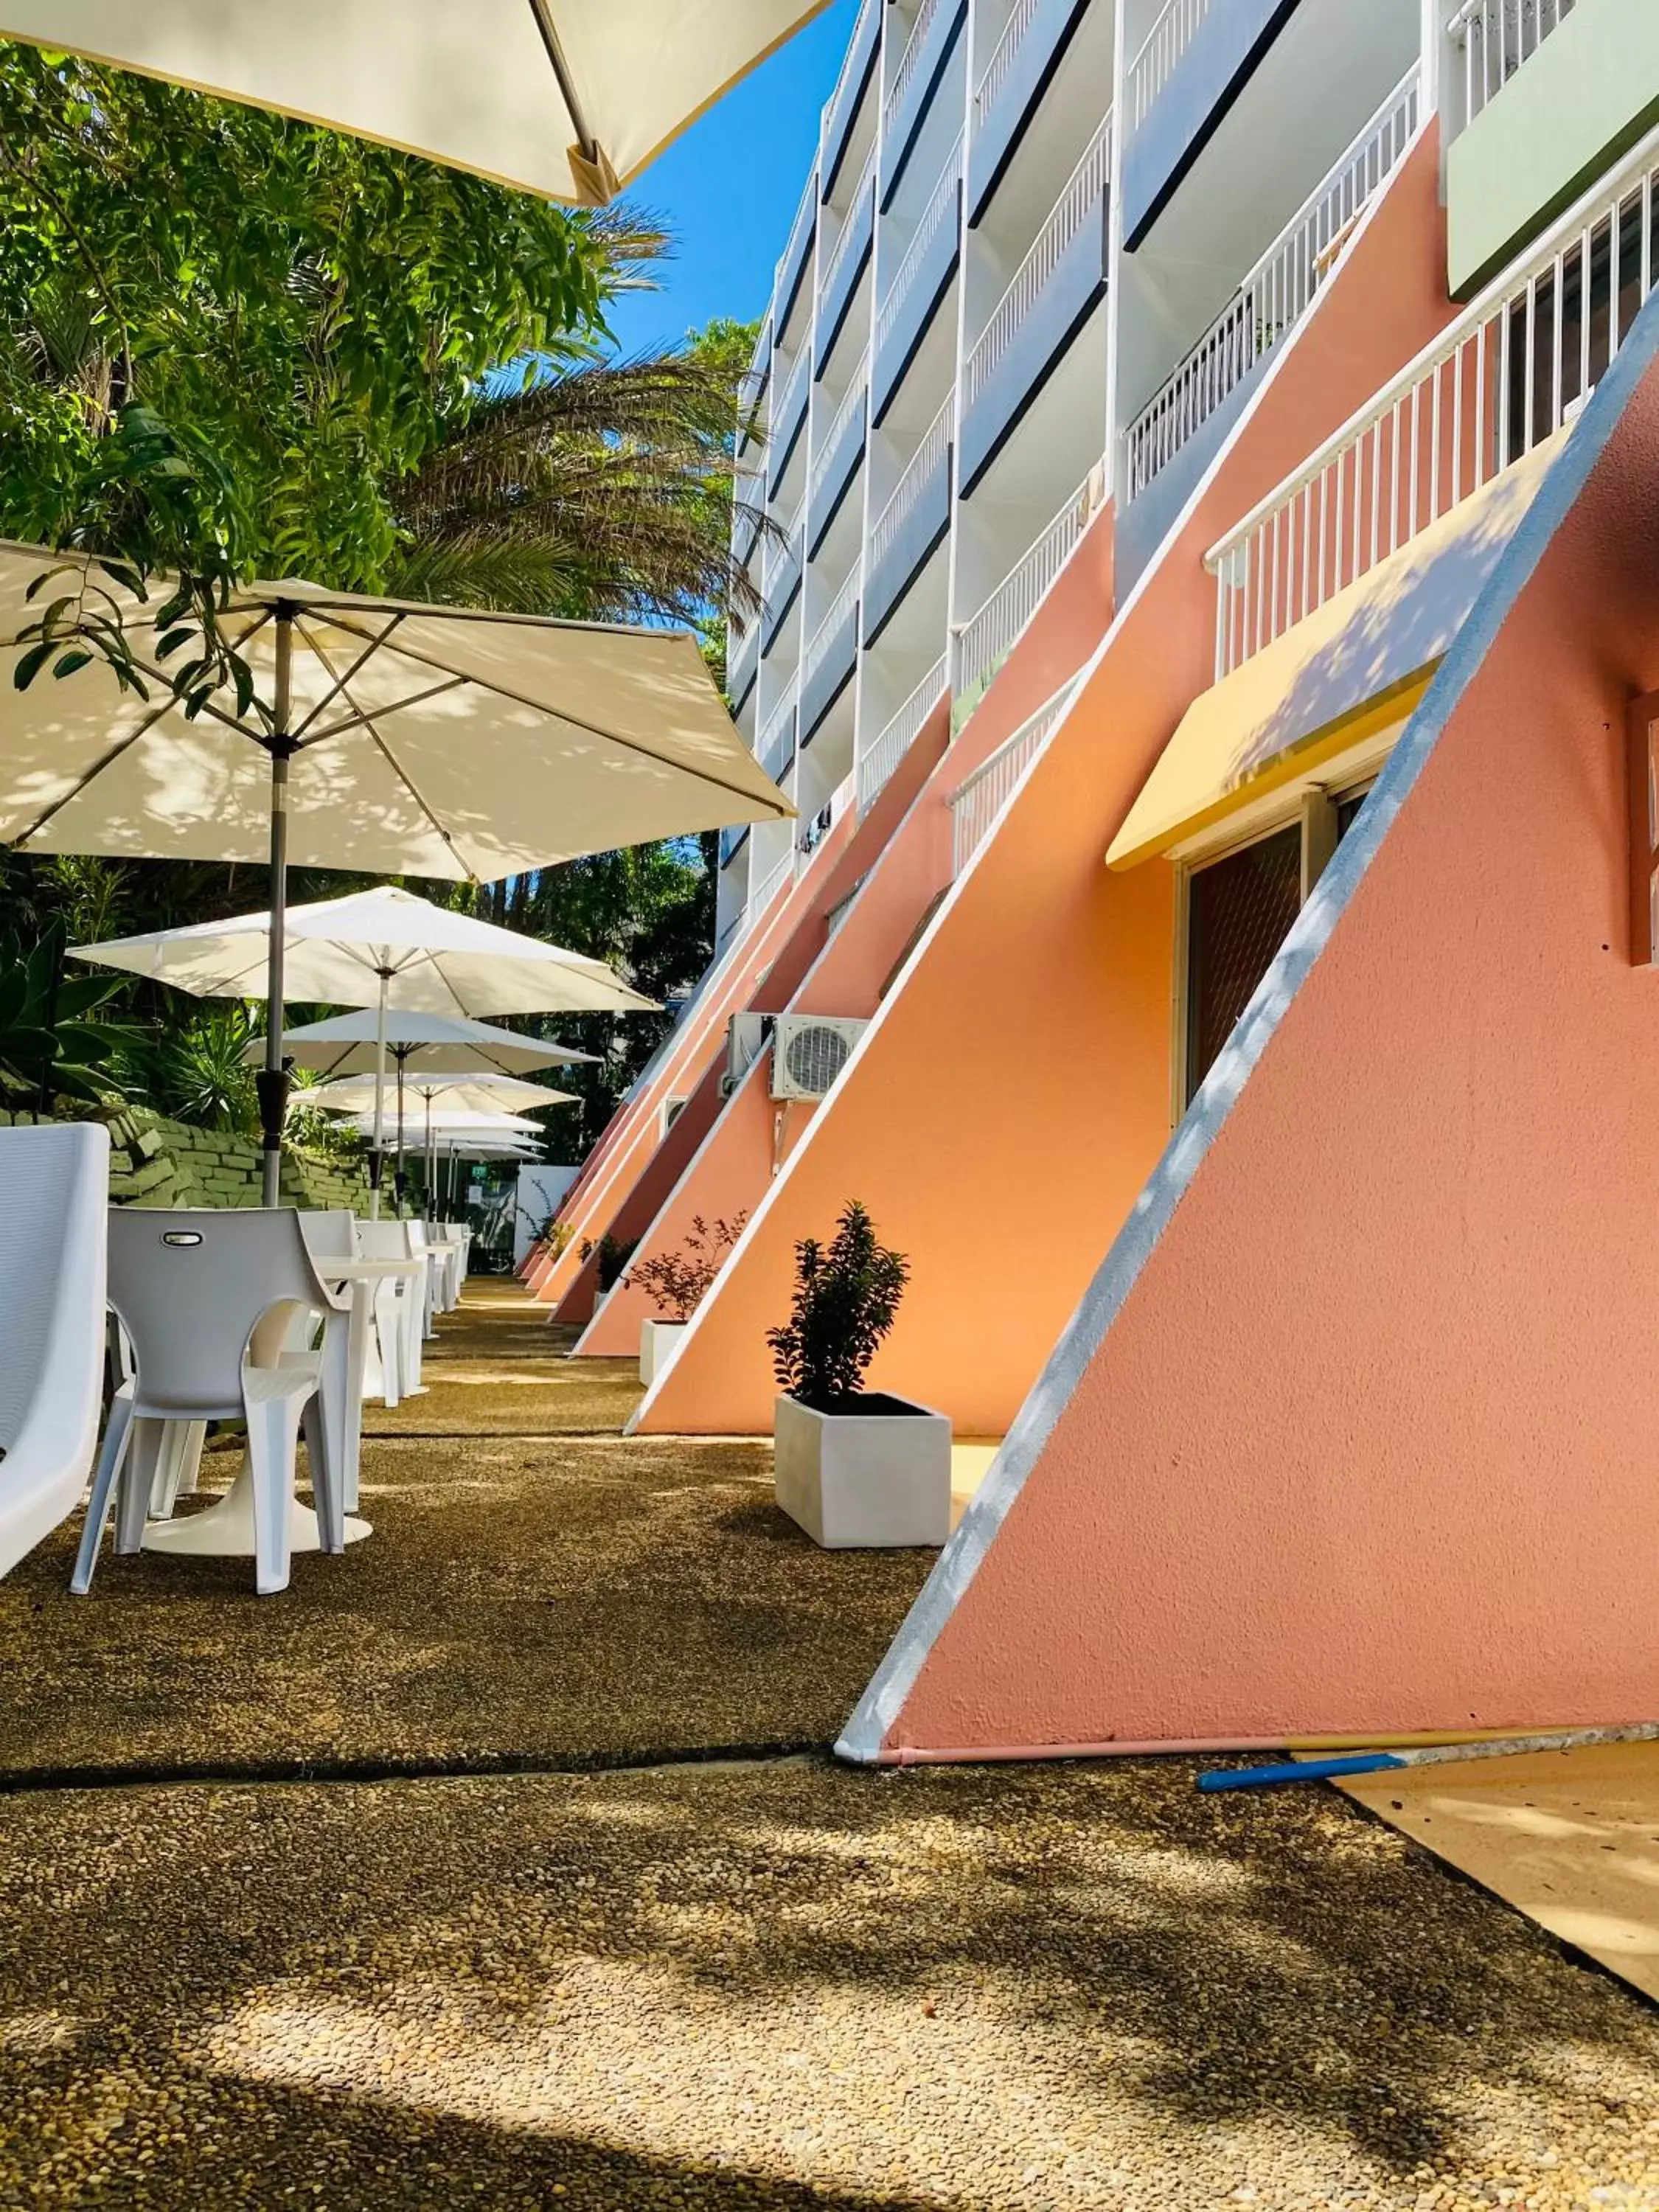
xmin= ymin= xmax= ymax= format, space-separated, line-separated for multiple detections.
xmin=763 ymin=489 xmax=805 ymax=592
xmin=869 ymin=392 xmax=953 ymax=576
xmin=758 ymin=673 xmax=799 ymax=782
xmin=874 ymin=132 xmax=964 ymax=364
xmin=728 ymin=611 xmax=759 ymax=692
xmin=964 ymin=112 xmax=1111 ymax=417
xmin=953 ymin=462 xmax=1106 ymax=698
xmin=1123 ymin=66 xmax=1420 ymax=504
xmin=821 ymin=145 xmax=877 ymax=307
xmin=807 ymin=350 xmax=871 ymax=516
xmin=975 ymin=0 xmax=1042 ymax=123
xmin=949 ymin=677 xmax=1080 ymax=875
xmin=745 ymin=847 xmax=795 ymax=934
xmin=771 ymin=345 xmax=811 ymax=456
xmin=1450 ymin=0 xmax=1577 ymax=125
xmin=802 ymin=563 xmax=861 ymax=691
xmin=856 ymin=653 xmax=947 ymax=813
xmin=885 ymin=0 xmax=947 ymax=140
xmin=823 ymin=0 xmax=880 ymax=145
xmin=1126 ymin=0 xmax=1211 ymax=132
xmin=1205 ymin=118 xmax=1659 ymax=679
xmin=776 ymin=168 xmax=818 ymax=302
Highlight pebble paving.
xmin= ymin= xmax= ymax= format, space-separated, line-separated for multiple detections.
xmin=0 ymin=1284 xmax=1656 ymax=2208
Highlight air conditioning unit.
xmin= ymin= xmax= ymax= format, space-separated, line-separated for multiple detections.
xmin=770 ymin=1015 xmax=868 ymax=1102
xmin=722 ymin=1012 xmax=773 ymax=1096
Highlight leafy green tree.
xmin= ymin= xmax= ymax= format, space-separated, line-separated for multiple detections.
xmin=0 ymin=46 xmax=755 ymax=1132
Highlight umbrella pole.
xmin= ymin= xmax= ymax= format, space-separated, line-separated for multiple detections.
xmin=425 ymin=1093 xmax=434 ymax=1222
xmin=395 ymin=1055 xmax=407 ymax=1217
xmin=369 ymin=971 xmax=389 ymax=1220
xmin=257 ymin=609 xmax=296 ymax=1208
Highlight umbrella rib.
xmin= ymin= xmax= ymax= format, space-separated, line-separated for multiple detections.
xmin=290 ymin=613 xmax=405 ymax=740
xmin=314 ymin=612 xmax=792 ymax=818
xmin=526 ymin=0 xmax=598 ymax=161
xmin=295 ymin=674 xmax=470 ymax=749
xmin=9 ymin=688 xmax=179 ymax=847
xmin=302 ymin=630 xmax=485 ymax=884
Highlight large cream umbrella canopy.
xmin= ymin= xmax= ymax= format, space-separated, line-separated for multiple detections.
xmin=0 ymin=546 xmax=789 ymax=1195
xmin=0 ymin=1 xmax=829 ymax=204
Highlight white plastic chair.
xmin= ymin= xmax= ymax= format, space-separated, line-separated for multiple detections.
xmin=296 ymin=1211 xmax=370 ymax=1513
xmin=353 ymin=1220 xmax=426 ymax=1395
xmin=72 ymin=1208 xmax=352 ymax=1597
xmin=0 ymin=1123 xmax=110 ymax=1579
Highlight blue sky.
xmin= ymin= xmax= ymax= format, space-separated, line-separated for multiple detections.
xmin=601 ymin=0 xmax=858 ymax=356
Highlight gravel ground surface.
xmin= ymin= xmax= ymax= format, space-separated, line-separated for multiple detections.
xmin=2 ymin=1756 xmax=1658 ymax=2211
xmin=7 ymin=1279 xmax=1659 ymax=2209
xmin=0 ymin=1427 xmax=931 ymax=1776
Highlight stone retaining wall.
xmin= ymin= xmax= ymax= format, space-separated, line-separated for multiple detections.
xmin=0 ymin=1104 xmax=369 ymax=1211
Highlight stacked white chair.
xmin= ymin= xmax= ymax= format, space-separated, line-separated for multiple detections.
xmin=72 ymin=1207 xmax=355 ymax=1597
xmin=354 ymin=1220 xmax=428 ymax=1394
xmin=0 ymin=1123 xmax=110 ymax=1579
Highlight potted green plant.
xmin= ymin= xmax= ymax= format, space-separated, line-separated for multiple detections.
xmin=580 ymin=1233 xmax=637 ymax=1320
xmin=767 ymin=1200 xmax=949 ymax=1548
xmin=626 ymin=1212 xmax=747 ymax=1383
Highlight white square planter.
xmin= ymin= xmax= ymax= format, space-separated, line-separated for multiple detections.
xmin=640 ymin=1317 xmax=686 ymax=1385
xmin=773 ymin=1392 xmax=951 ymax=1548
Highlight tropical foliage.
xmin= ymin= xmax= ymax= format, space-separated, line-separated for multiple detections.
xmin=0 ymin=43 xmax=756 ymax=1137
xmin=0 ymin=929 xmax=135 ymax=1104
xmin=626 ymin=1211 xmax=748 ymax=1321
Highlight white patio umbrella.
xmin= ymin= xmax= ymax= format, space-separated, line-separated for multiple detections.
xmin=0 ymin=548 xmax=789 ymax=1197
xmin=0 ymin=2 xmax=828 ymax=204
xmin=307 ymin=1068 xmax=577 ymax=1210
xmin=255 ymin=1009 xmax=594 ymax=1080
xmin=307 ymin=1072 xmax=572 ymax=1117
xmin=71 ymin=884 xmax=644 ymax=1208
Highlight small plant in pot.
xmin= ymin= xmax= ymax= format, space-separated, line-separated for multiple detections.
xmin=626 ymin=1212 xmax=747 ymax=1385
xmin=768 ymin=1200 xmax=950 ymax=1548
xmin=580 ymin=1233 xmax=637 ymax=1318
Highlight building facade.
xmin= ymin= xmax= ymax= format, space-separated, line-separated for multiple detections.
xmin=535 ymin=0 xmax=1659 ymax=1747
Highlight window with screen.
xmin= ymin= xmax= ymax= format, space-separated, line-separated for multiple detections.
xmin=1184 ymin=823 xmax=1303 ymax=1107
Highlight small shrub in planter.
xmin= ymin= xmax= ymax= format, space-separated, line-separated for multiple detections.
xmin=580 ymin=1233 xmax=638 ymax=1315
xmin=627 ymin=1213 xmax=747 ymax=1384
xmin=767 ymin=1200 xmax=950 ymax=1548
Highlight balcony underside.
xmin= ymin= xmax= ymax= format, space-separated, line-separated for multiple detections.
xmin=873 ymin=240 xmax=960 ymax=426
xmin=817 ymin=215 xmax=874 ymax=372
xmin=882 ymin=0 xmax=968 ymax=212
xmin=1123 ymin=0 xmax=1296 ymax=250
xmin=821 ymin=0 xmax=882 ymax=201
xmin=807 ymin=420 xmax=868 ymax=559
xmin=968 ymin=0 xmax=1093 ymax=226
xmin=960 ymin=212 xmax=1108 ymax=495
xmin=865 ymin=447 xmax=952 ymax=647
xmin=801 ymin=605 xmax=860 ymax=744
xmin=767 ymin=375 xmax=810 ymax=499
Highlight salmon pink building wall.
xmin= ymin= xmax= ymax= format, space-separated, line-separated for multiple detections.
xmin=633 ymin=131 xmax=1453 ymax=1439
xmin=580 ymin=697 xmax=956 ymax=1356
xmin=532 ymin=858 xmax=824 ymax=1318
xmin=844 ymin=306 xmax=1659 ymax=1758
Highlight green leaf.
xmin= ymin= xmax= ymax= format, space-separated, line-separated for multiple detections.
xmin=52 ymin=650 xmax=94 ymax=679
xmin=12 ymin=640 xmax=55 ymax=690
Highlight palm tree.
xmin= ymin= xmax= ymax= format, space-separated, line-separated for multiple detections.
xmin=390 ymin=325 xmax=767 ymax=638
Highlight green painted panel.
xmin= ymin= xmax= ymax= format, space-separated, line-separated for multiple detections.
xmin=1447 ymin=0 xmax=1659 ymax=296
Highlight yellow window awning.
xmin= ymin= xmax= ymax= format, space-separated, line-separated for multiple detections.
xmin=1107 ymin=434 xmax=1565 ymax=869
